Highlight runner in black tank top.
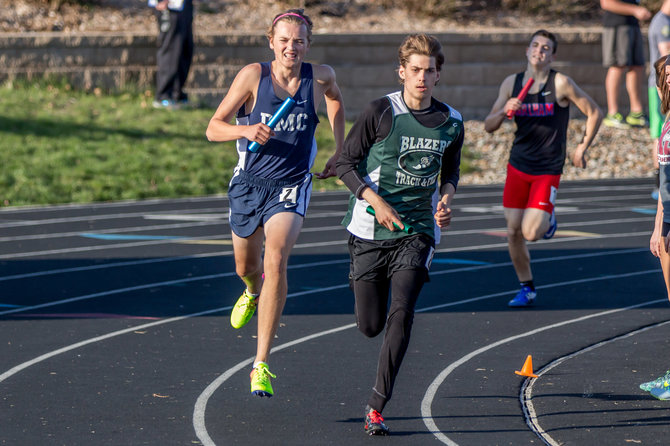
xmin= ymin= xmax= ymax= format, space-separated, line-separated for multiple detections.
xmin=484 ymin=29 xmax=603 ymax=308
xmin=510 ymin=70 xmax=569 ymax=175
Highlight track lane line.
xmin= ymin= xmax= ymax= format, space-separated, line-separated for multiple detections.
xmin=419 ymin=269 xmax=664 ymax=446
xmin=521 ymin=319 xmax=670 ymax=446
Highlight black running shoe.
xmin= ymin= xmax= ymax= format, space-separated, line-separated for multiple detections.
xmin=364 ymin=406 xmax=389 ymax=436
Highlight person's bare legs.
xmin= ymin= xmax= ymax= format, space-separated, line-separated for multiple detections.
xmin=254 ymin=212 xmax=304 ymax=365
xmin=625 ymin=65 xmax=645 ymax=114
xmin=504 ymin=207 xmax=551 ymax=282
xmin=660 ymin=236 xmax=670 ymax=301
xmin=505 ymin=208 xmax=532 ymax=283
xmin=520 ymin=207 xmax=551 ymax=242
xmin=605 ymin=66 xmax=626 ymax=116
xmin=231 ymin=226 xmax=264 ymax=295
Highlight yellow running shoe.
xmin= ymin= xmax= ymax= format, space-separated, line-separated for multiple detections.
xmin=250 ymin=362 xmax=276 ymax=397
xmin=230 ymin=289 xmax=257 ymax=329
xmin=602 ymin=112 xmax=629 ymax=129
xmin=625 ymin=111 xmax=648 ymax=128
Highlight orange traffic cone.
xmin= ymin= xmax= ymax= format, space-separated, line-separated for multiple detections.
xmin=515 ymin=355 xmax=538 ymax=378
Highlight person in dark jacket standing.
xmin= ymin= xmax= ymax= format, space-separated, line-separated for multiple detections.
xmin=150 ymin=0 xmax=194 ymax=108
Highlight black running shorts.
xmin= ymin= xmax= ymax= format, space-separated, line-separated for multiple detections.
xmin=347 ymin=233 xmax=435 ymax=282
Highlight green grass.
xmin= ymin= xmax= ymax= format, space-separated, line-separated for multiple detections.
xmin=0 ymin=80 xmax=475 ymax=206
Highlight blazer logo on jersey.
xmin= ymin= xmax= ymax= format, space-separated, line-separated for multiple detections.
xmin=396 ymin=135 xmax=447 ymax=185
xmin=516 ymin=102 xmax=554 ymax=117
xmin=260 ymin=112 xmax=309 ymax=131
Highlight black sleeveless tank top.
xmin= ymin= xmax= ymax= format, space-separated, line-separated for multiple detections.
xmin=509 ymin=70 xmax=570 ymax=175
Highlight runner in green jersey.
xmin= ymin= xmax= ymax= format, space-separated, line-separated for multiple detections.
xmin=336 ymin=33 xmax=464 ymax=436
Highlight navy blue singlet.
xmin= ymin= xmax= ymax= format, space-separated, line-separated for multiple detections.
xmin=235 ymin=62 xmax=320 ymax=180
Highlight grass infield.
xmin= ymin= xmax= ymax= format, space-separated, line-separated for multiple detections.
xmin=0 ymin=80 xmax=474 ymax=207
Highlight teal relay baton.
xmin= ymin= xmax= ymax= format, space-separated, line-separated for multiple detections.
xmin=248 ymin=96 xmax=296 ymax=153
xmin=365 ymin=206 xmax=414 ymax=234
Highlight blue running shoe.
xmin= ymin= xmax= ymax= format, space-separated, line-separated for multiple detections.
xmin=508 ymin=286 xmax=536 ymax=307
xmin=543 ymin=210 xmax=557 ymax=239
xmin=640 ymin=370 xmax=670 ymax=392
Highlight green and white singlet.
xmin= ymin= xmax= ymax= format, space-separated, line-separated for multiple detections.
xmin=341 ymin=91 xmax=464 ymax=242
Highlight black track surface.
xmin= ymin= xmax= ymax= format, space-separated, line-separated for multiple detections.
xmin=1 ymin=178 xmax=667 ymax=446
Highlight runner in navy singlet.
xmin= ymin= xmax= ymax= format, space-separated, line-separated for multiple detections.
xmin=484 ymin=29 xmax=603 ymax=307
xmin=205 ymin=8 xmax=345 ymax=397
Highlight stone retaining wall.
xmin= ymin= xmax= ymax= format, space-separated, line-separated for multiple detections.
xmin=0 ymin=28 xmax=637 ymax=119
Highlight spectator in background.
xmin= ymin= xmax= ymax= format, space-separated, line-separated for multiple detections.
xmin=149 ymin=0 xmax=194 ymax=109
xmin=648 ymin=0 xmax=670 ymax=199
xmin=600 ymin=0 xmax=651 ymax=129
xmin=643 ymin=54 xmax=670 ymax=400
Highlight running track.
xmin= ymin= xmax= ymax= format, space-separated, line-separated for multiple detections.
xmin=1 ymin=177 xmax=669 ymax=445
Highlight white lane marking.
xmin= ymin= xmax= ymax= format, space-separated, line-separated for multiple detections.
xmin=446 ymin=184 xmax=652 ymax=198
xmin=460 ymin=205 xmax=579 ymax=213
xmin=0 ymin=220 xmax=219 ymax=242
xmin=0 ymin=252 xmax=230 ymax=282
xmin=0 ymin=258 xmax=659 ymax=443
xmin=0 ymin=221 xmax=650 ymax=262
xmin=0 ymin=260 xmax=350 ymax=317
xmin=452 ymin=205 xmax=654 ymax=224
xmin=437 ymin=217 xmax=652 ymax=237
xmin=0 ymin=235 xmax=233 ymax=260
xmin=0 ymin=183 xmax=650 ymax=217
xmin=0 ymin=207 xmax=357 ymax=231
xmin=0 ymin=206 xmax=229 ymax=229
xmin=437 ymin=231 xmax=650 ymax=254
xmin=521 ymin=320 xmax=670 ymax=446
xmin=0 ymin=196 xmax=228 ymax=214
xmin=0 ymin=305 xmax=229 ymax=385
xmin=0 ymin=189 xmax=652 ymax=232
xmin=0 ymin=273 xmax=231 ymax=317
xmin=0 ymin=283 xmax=352 ymax=385
xmin=420 ymin=269 xmax=663 ymax=446
xmin=192 ymin=323 xmax=356 ymax=446
xmin=0 ymin=214 xmax=648 ymax=281
xmin=0 ymin=247 xmax=646 ymax=313
xmin=191 ymin=267 xmax=662 ymax=445
xmin=143 ymin=214 xmax=226 ymax=221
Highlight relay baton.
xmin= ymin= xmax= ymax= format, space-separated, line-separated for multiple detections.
xmin=506 ymin=77 xmax=534 ymax=119
xmin=248 ymin=96 xmax=296 ymax=152
xmin=366 ymin=206 xmax=414 ymax=234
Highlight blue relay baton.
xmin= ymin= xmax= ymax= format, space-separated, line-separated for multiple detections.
xmin=366 ymin=205 xmax=414 ymax=234
xmin=247 ymin=96 xmax=296 ymax=153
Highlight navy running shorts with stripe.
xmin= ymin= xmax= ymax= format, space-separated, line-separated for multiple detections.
xmin=228 ymin=170 xmax=312 ymax=238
